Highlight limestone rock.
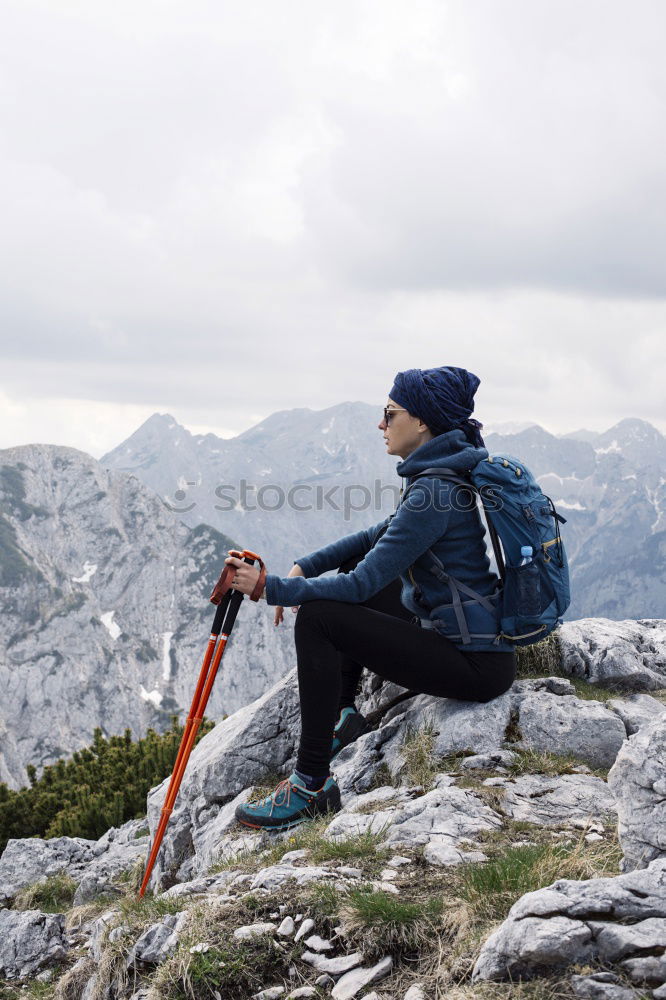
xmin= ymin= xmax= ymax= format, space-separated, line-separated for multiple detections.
xmin=300 ymin=951 xmax=363 ymax=974
xmin=570 ymin=973 xmax=642 ymax=999
xmin=0 ymin=819 xmax=149 ymax=906
xmin=512 ymin=690 xmax=626 ymax=768
xmin=558 ymin=619 xmax=666 ymax=691
xmin=608 ymin=692 xmax=666 ymax=735
xmin=304 ymin=934 xmax=333 ymax=951
xmin=294 ymin=918 xmax=315 ymax=942
xmin=620 ymin=954 xmax=666 ymax=985
xmin=0 ymin=909 xmax=68 ymax=979
xmin=472 ymin=857 xmax=666 ymax=981
xmin=331 ymin=955 xmax=393 ymax=999
xmin=498 ymin=772 xmax=616 ymax=826
xmin=326 ymin=784 xmax=502 ymax=853
xmin=234 ymin=922 xmax=277 ymax=940
xmin=608 ymin=716 xmax=666 ymax=870
xmin=403 ymin=986 xmax=427 ymax=1000
xmin=128 ymin=912 xmax=188 ymax=966
xmin=277 ymin=916 xmax=295 ymax=936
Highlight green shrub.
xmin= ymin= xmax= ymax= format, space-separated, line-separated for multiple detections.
xmin=0 ymin=718 xmax=213 ymax=854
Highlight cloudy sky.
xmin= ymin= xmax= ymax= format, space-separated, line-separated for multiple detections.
xmin=1 ymin=0 xmax=664 ymax=457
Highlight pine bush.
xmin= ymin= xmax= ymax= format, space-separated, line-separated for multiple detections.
xmin=0 ymin=718 xmax=213 ymax=854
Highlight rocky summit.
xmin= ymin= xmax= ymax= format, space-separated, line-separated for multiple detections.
xmin=1 ymin=621 xmax=666 ymax=998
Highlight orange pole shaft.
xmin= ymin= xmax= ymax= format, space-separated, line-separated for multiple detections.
xmin=139 ymin=633 xmax=231 ymax=896
xmin=139 ymin=632 xmax=220 ymax=897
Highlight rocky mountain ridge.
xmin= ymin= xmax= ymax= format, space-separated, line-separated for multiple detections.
xmin=0 ymin=444 xmax=296 ymax=789
xmin=101 ymin=407 xmax=666 ymax=621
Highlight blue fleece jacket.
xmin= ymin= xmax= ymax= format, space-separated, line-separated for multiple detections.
xmin=264 ymin=429 xmax=512 ymax=652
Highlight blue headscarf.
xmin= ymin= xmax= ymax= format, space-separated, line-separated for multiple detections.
xmin=389 ymin=366 xmax=485 ymax=448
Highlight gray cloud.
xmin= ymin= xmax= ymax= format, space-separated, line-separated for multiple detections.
xmin=0 ymin=0 xmax=664 ymax=455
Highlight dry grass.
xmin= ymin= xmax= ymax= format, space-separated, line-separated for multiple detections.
xmin=13 ymin=874 xmax=77 ymax=913
xmin=505 ymin=747 xmax=608 ymax=780
xmin=515 ymin=632 xmax=563 ymax=678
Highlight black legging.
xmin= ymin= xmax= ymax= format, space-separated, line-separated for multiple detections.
xmin=294 ymin=555 xmax=516 ymax=776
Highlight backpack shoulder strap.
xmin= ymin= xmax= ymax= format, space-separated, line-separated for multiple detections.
xmin=405 ymin=467 xmax=506 ymax=580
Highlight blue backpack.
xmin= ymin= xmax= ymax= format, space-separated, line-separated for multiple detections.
xmin=403 ymin=455 xmax=571 ymax=648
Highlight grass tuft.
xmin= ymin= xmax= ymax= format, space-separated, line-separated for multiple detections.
xmin=456 ymin=835 xmax=622 ymax=923
xmin=13 ymin=874 xmax=77 ymax=914
xmin=340 ymin=887 xmax=444 ymax=957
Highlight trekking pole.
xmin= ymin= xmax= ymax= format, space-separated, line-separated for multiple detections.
xmin=139 ymin=548 xmax=266 ymax=897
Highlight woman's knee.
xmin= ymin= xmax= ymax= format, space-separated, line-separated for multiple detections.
xmin=294 ymin=600 xmax=341 ymax=630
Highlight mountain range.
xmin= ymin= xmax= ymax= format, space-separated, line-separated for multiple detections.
xmin=102 ymin=405 xmax=666 ymax=621
xmin=1 ymin=405 xmax=664 ymax=789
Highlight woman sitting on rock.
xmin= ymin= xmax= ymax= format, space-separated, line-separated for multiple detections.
xmin=224 ymin=366 xmax=516 ymax=831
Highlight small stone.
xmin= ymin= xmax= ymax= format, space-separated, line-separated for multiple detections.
xmin=335 ymin=866 xmax=363 ymax=877
xmin=331 ymin=955 xmax=393 ymax=999
xmin=403 ymin=985 xmax=427 ymax=1000
xmin=234 ymin=922 xmax=277 ymax=940
xmin=380 ymin=869 xmax=397 ymax=880
xmin=286 ymin=989 xmax=318 ymax=999
xmin=652 ymin=986 xmax=666 ymax=1000
xmin=252 ymin=989 xmax=285 ymax=1000
xmin=270 ymin=911 xmax=280 ymax=918
xmin=584 ymin=833 xmax=604 ymax=843
xmin=304 ymin=934 xmax=333 ymax=952
xmin=295 ymin=913 xmax=303 ymax=921
xmin=189 ymin=942 xmax=210 ymax=954
xmin=372 ymin=881 xmax=400 ymax=894
xmin=280 ymin=849 xmax=310 ymax=863
xmin=301 ymin=951 xmax=363 ymax=975
xmin=294 ymin=917 xmax=315 ymax=942
xmin=387 ymin=855 xmax=411 ymax=867
xmin=315 ymin=975 xmax=335 ymax=988
xmin=277 ymin=916 xmax=295 ymax=937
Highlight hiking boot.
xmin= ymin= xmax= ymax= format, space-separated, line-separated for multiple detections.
xmin=235 ymin=773 xmax=341 ymax=832
xmin=331 ymin=707 xmax=368 ymax=759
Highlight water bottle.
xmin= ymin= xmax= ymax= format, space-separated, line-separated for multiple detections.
xmin=517 ymin=545 xmax=540 ymax=617
xmin=519 ymin=545 xmax=533 ymax=566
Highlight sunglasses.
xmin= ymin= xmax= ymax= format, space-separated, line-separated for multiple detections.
xmin=383 ymin=406 xmax=407 ymax=424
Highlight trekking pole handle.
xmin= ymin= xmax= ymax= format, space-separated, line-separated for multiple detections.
xmin=209 ymin=549 xmax=266 ymax=605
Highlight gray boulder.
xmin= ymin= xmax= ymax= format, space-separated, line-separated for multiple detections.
xmin=0 ymin=909 xmax=68 ymax=979
xmin=326 ymin=780 xmax=502 ymax=854
xmin=558 ymin=619 xmax=666 ymax=691
xmin=570 ymin=972 xmax=642 ymax=999
xmin=472 ymin=858 xmax=666 ymax=982
xmin=511 ymin=691 xmax=626 ymax=768
xmin=607 ymin=692 xmax=666 ymax=735
xmin=498 ymin=772 xmax=616 ymax=826
xmin=128 ymin=911 xmax=188 ymax=966
xmin=0 ymin=819 xmax=149 ymax=906
xmin=0 ymin=836 xmax=95 ymax=905
xmin=608 ymin=716 xmax=666 ymax=871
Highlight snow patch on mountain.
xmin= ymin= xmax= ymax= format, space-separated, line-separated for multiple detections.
xmin=72 ymin=562 xmax=97 ymax=583
xmin=100 ymin=611 xmax=121 ymax=640
xmin=161 ymin=632 xmax=174 ymax=682
xmin=140 ymin=685 xmax=163 ymax=708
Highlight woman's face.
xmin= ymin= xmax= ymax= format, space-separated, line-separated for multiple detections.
xmin=378 ymin=397 xmax=434 ymax=459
